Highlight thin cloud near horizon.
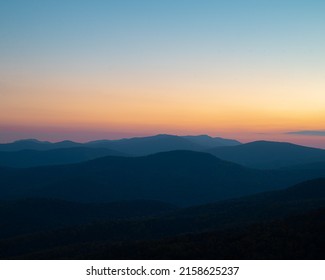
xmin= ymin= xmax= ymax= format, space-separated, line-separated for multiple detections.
xmin=286 ymin=130 xmax=325 ymax=136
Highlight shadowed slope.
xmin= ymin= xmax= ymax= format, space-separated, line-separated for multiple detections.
xmin=1 ymin=178 xmax=325 ymax=259
xmin=0 ymin=147 xmax=126 ymax=168
xmin=207 ymin=141 xmax=325 ymax=169
xmin=1 ymin=151 xmax=325 ymax=207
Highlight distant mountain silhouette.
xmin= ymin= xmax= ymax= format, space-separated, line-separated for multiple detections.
xmin=86 ymin=134 xmax=204 ymax=155
xmin=0 ymin=139 xmax=82 ymax=151
xmin=0 ymin=147 xmax=126 ymax=168
xmin=1 ymin=151 xmax=325 ymax=206
xmin=207 ymin=141 xmax=325 ymax=169
xmin=86 ymin=134 xmax=240 ymax=155
xmin=182 ymin=135 xmax=240 ymax=147
xmin=0 ymin=134 xmax=240 ymax=155
xmin=1 ymin=178 xmax=324 ymax=259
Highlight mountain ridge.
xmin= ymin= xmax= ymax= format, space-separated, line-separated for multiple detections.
xmin=207 ymin=140 xmax=325 ymax=169
xmin=0 ymin=134 xmax=240 ymax=155
xmin=0 ymin=147 xmax=126 ymax=168
xmin=1 ymin=150 xmax=325 ymax=206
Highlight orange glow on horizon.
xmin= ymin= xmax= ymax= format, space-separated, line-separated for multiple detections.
xmin=1 ymin=60 xmax=324 ymax=148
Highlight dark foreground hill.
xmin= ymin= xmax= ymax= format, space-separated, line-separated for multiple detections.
xmin=207 ymin=141 xmax=325 ymax=169
xmin=73 ymin=208 xmax=325 ymax=260
xmin=1 ymin=151 xmax=325 ymax=206
xmin=0 ymin=199 xmax=177 ymax=239
xmin=0 ymin=178 xmax=324 ymax=259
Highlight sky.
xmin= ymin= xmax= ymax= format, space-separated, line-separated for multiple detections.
xmin=1 ymin=0 xmax=325 ymax=147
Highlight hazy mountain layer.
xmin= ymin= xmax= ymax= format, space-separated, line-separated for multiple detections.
xmin=0 ymin=147 xmax=126 ymax=168
xmin=207 ymin=141 xmax=325 ymax=169
xmin=0 ymin=134 xmax=240 ymax=155
xmin=2 ymin=151 xmax=325 ymax=206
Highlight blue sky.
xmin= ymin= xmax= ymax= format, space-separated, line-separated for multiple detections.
xmin=1 ymin=0 xmax=324 ymax=69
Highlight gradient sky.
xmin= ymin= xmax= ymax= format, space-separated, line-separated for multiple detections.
xmin=1 ymin=0 xmax=325 ymax=147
